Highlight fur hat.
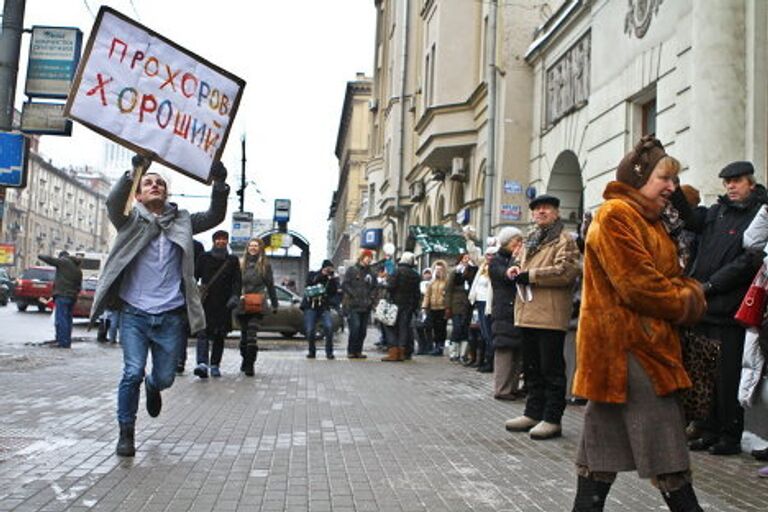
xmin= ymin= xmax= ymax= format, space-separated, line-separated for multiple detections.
xmin=399 ymin=251 xmax=415 ymax=265
xmin=616 ymin=135 xmax=667 ymax=189
xmin=680 ymin=185 xmax=701 ymax=207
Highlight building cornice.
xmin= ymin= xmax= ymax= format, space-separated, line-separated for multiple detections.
xmin=335 ymin=78 xmax=373 ymax=159
xmin=30 ymin=153 xmax=108 ymax=200
xmin=524 ymin=0 xmax=586 ymax=63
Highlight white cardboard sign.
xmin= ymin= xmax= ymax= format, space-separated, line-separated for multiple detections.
xmin=65 ymin=7 xmax=245 ymax=183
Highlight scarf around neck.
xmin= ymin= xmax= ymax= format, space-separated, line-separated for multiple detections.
xmin=525 ymin=218 xmax=564 ymax=256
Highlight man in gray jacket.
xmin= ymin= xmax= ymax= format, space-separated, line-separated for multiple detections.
xmin=39 ymin=251 xmax=82 ymax=348
xmin=91 ymin=155 xmax=229 ymax=457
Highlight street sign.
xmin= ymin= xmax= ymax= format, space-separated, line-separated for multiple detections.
xmin=231 ymin=211 xmax=253 ymax=245
xmin=21 ymin=102 xmax=73 ymax=135
xmin=0 ymin=132 xmax=28 ymax=188
xmin=25 ymin=26 xmax=83 ymax=99
xmin=274 ymin=199 xmax=291 ymax=222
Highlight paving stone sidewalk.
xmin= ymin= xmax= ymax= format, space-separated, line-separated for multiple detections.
xmin=1 ymin=337 xmax=766 ymax=512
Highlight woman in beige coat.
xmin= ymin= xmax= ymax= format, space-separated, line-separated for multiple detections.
xmin=422 ymin=260 xmax=448 ymax=356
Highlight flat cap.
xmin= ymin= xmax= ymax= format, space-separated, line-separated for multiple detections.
xmin=529 ymin=194 xmax=560 ymax=210
xmin=719 ymin=161 xmax=754 ymax=179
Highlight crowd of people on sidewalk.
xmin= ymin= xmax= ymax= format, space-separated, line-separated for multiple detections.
xmin=49 ymin=139 xmax=766 ymax=511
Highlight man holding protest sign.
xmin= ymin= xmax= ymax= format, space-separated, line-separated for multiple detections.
xmin=91 ymin=155 xmax=229 ymax=457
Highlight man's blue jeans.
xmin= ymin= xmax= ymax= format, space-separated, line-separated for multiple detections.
xmin=346 ymin=311 xmax=370 ymax=355
xmin=54 ymin=296 xmax=75 ymax=348
xmin=117 ymin=304 xmax=186 ymax=425
xmin=304 ymin=308 xmax=334 ymax=356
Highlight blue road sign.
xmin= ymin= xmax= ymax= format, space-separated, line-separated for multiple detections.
xmin=0 ymin=133 xmax=28 ymax=188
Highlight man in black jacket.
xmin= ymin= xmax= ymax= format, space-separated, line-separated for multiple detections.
xmin=39 ymin=251 xmax=82 ymax=348
xmin=682 ymin=161 xmax=766 ymax=455
xmin=342 ymin=249 xmax=376 ymax=359
xmin=302 ymin=259 xmax=339 ymax=359
xmin=383 ymin=252 xmax=421 ymax=361
xmin=193 ymin=231 xmax=241 ymax=378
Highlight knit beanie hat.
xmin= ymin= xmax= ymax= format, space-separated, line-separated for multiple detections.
xmin=616 ymin=135 xmax=667 ymax=189
xmin=497 ymin=226 xmax=523 ymax=247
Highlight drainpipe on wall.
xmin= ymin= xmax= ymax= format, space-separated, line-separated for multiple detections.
xmin=481 ymin=0 xmax=498 ymax=243
xmin=395 ymin=0 xmax=410 ymax=246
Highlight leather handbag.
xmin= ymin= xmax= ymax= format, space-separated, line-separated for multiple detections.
xmin=735 ymin=265 xmax=768 ymax=328
xmin=679 ymin=328 xmax=720 ymax=422
xmin=241 ymin=293 xmax=265 ymax=314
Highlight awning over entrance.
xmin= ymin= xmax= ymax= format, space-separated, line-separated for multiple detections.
xmin=408 ymin=225 xmax=466 ymax=255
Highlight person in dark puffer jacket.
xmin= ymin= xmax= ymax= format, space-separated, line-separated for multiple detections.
xmin=382 ymin=252 xmax=421 ymax=361
xmin=676 ymin=161 xmax=767 ymax=456
xmin=342 ymin=249 xmax=376 ymax=359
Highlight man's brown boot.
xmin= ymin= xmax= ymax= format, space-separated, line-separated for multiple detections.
xmin=382 ymin=346 xmax=400 ymax=361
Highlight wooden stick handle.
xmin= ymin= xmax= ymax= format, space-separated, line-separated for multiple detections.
xmin=123 ymin=158 xmax=150 ymax=216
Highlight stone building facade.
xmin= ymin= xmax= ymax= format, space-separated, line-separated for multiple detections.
xmin=1 ymin=137 xmax=113 ymax=276
xmin=361 ymin=0 xmax=543 ymax=254
xmin=526 ymin=0 xmax=768 ymax=221
xmin=329 ymin=75 xmax=373 ymax=268
xmin=335 ymin=0 xmax=767 ymax=259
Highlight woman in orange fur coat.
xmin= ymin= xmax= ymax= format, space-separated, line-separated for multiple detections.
xmin=571 ymin=136 xmax=707 ymax=512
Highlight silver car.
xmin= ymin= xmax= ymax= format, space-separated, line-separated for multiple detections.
xmin=235 ymin=284 xmax=342 ymax=339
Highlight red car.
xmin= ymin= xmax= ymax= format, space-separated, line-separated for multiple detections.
xmin=73 ymin=277 xmax=99 ymax=318
xmin=12 ymin=266 xmax=55 ymax=312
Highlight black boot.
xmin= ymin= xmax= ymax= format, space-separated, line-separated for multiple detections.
xmin=244 ymin=345 xmax=258 ymax=376
xmin=572 ymin=475 xmax=611 ymax=511
xmin=661 ymin=483 xmax=703 ymax=512
xmin=116 ymin=423 xmax=135 ymax=457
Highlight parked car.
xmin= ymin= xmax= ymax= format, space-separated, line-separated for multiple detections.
xmin=234 ymin=284 xmax=342 ymax=339
xmin=73 ymin=276 xmax=99 ymax=318
xmin=0 ymin=268 xmax=13 ymax=306
xmin=12 ymin=266 xmax=55 ymax=312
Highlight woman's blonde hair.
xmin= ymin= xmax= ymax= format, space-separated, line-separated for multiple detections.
xmin=241 ymin=237 xmax=268 ymax=275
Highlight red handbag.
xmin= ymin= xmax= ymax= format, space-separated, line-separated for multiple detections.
xmin=734 ymin=265 xmax=768 ymax=328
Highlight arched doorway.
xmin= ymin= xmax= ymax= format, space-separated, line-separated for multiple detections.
xmin=547 ymin=150 xmax=584 ymax=229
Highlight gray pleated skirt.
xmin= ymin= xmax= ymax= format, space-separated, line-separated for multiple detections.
xmin=575 ymin=355 xmax=690 ymax=478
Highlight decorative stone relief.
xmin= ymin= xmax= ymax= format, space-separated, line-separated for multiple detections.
xmin=545 ymin=32 xmax=590 ymax=127
xmin=625 ymin=0 xmax=663 ymax=39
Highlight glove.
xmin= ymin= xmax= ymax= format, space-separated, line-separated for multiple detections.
xmin=515 ymin=271 xmax=530 ymax=285
xmin=131 ymin=154 xmax=151 ymax=170
xmin=226 ymin=296 xmax=239 ymax=310
xmin=210 ymin=161 xmax=227 ymax=182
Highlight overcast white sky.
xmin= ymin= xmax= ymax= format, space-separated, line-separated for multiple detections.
xmin=16 ymin=0 xmax=375 ymax=266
